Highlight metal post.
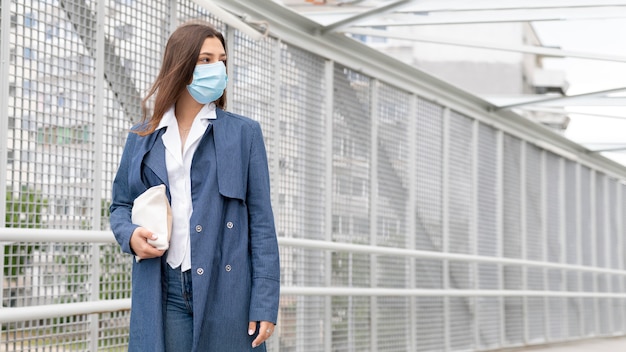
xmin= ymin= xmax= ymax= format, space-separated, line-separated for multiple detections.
xmin=92 ymin=0 xmax=106 ymax=251
xmin=612 ymin=182 xmax=626 ymax=335
xmin=89 ymin=0 xmax=107 ymax=348
xmin=226 ymin=26 xmax=235 ymax=114
xmin=323 ymin=59 xmax=334 ymax=352
xmin=441 ymin=107 xmax=450 ymax=352
xmin=559 ymin=158 xmax=568 ymax=340
xmin=541 ymin=151 xmax=549 ymax=342
xmin=270 ymin=37 xmax=282 ymax=352
xmin=168 ymin=0 xmax=178 ymax=34
xmin=603 ymin=176 xmax=611 ymax=335
xmin=471 ymin=120 xmax=479 ymax=349
xmin=590 ymin=171 xmax=599 ymax=334
xmin=576 ymin=163 xmax=584 ymax=337
xmin=520 ymin=141 xmax=528 ymax=344
xmin=496 ymin=131 xmax=505 ymax=347
xmin=369 ymin=79 xmax=379 ymax=352
xmin=0 ymin=0 xmax=12 ymax=306
xmin=407 ymin=94 xmax=418 ymax=352
xmin=270 ymin=39 xmax=282 ymax=223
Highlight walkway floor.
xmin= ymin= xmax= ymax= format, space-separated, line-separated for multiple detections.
xmin=499 ymin=337 xmax=626 ymax=352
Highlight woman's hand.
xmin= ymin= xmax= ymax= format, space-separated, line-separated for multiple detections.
xmin=130 ymin=227 xmax=165 ymax=259
xmin=248 ymin=320 xmax=276 ymax=348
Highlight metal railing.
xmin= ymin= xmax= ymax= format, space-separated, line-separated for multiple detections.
xmin=3 ymin=228 xmax=626 ymax=348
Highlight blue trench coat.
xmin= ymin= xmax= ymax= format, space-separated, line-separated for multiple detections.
xmin=109 ymin=108 xmax=280 ymax=352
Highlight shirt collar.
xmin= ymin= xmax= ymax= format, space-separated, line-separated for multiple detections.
xmin=156 ymin=103 xmax=217 ymax=131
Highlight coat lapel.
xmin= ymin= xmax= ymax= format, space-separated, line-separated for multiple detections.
xmin=131 ymin=128 xmax=169 ymax=189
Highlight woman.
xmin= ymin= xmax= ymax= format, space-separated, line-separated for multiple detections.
xmin=109 ymin=22 xmax=280 ymax=352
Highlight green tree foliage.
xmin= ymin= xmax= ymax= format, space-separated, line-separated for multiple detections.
xmin=4 ymin=186 xmax=48 ymax=276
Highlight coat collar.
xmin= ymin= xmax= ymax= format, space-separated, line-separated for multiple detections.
xmin=138 ymin=128 xmax=168 ymax=186
xmin=131 ymin=108 xmax=246 ymax=201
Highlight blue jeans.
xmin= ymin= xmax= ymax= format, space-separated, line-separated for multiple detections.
xmin=164 ymin=265 xmax=193 ymax=352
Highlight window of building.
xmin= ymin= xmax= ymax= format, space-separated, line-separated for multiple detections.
xmin=332 ymin=215 xmax=350 ymax=235
xmin=77 ymin=91 xmax=90 ymax=110
xmin=46 ymin=23 xmax=60 ymax=40
xmin=79 ymin=55 xmax=93 ymax=72
xmin=351 ymin=176 xmax=367 ymax=197
xmin=23 ymin=80 xmax=34 ymax=97
xmin=79 ymin=160 xmax=91 ymax=179
xmin=79 ymin=199 xmax=91 ymax=216
xmin=114 ymin=24 xmax=134 ymax=41
xmin=22 ymin=115 xmax=36 ymax=131
xmin=351 ymin=34 xmax=367 ymax=43
xmin=353 ymin=217 xmax=369 ymax=238
xmin=337 ymin=136 xmax=356 ymax=158
xmin=19 ymin=150 xmax=34 ymax=163
xmin=351 ymin=26 xmax=387 ymax=44
xmin=380 ymin=217 xmax=400 ymax=242
xmin=370 ymin=26 xmax=387 ymax=43
xmin=24 ymin=13 xmax=37 ymax=27
xmin=23 ymin=80 xmax=32 ymax=97
xmin=337 ymin=176 xmax=352 ymax=196
xmin=57 ymin=92 xmax=65 ymax=107
xmin=37 ymin=125 xmax=91 ymax=145
xmin=24 ymin=47 xmax=35 ymax=60
xmin=55 ymin=198 xmax=69 ymax=215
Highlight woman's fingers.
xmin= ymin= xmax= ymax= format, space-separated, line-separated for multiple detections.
xmin=251 ymin=321 xmax=275 ymax=348
xmin=130 ymin=227 xmax=165 ymax=259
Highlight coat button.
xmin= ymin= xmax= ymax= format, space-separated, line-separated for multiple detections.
xmin=225 ymin=265 xmax=232 ymax=272
xmin=195 ymin=225 xmax=202 ymax=232
xmin=226 ymin=221 xmax=233 ymax=229
xmin=196 ymin=268 xmax=204 ymax=275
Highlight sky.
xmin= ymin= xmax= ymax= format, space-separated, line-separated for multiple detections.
xmin=532 ymin=19 xmax=626 ymax=165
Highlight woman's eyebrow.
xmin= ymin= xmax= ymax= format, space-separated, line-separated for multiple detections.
xmin=199 ymin=52 xmax=226 ymax=57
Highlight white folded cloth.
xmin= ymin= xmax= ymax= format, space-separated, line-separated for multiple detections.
xmin=131 ymin=184 xmax=172 ymax=262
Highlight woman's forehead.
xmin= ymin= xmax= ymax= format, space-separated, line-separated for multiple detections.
xmin=199 ymin=37 xmax=225 ymax=55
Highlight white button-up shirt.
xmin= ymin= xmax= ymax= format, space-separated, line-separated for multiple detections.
xmin=156 ymin=104 xmax=216 ymax=271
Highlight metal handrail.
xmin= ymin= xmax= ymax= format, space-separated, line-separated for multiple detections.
xmin=2 ymin=228 xmax=624 ymax=275
xmin=2 ymin=228 xmax=625 ymax=324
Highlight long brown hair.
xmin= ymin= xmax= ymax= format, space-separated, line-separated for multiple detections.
xmin=136 ymin=22 xmax=227 ymax=135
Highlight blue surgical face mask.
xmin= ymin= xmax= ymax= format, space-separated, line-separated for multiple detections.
xmin=186 ymin=61 xmax=228 ymax=104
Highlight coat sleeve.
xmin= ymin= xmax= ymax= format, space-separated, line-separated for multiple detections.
xmin=246 ymin=122 xmax=281 ymax=324
xmin=109 ymin=131 xmax=140 ymax=255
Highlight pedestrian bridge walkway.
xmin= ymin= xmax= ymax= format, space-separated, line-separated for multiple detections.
xmin=503 ymin=337 xmax=626 ymax=352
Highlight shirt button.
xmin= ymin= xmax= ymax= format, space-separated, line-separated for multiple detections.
xmin=226 ymin=221 xmax=233 ymax=229
xmin=196 ymin=268 xmax=204 ymax=275
xmin=195 ymin=225 xmax=202 ymax=232
xmin=225 ymin=265 xmax=232 ymax=272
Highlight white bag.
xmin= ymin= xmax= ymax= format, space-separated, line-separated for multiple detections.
xmin=132 ymin=184 xmax=172 ymax=262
